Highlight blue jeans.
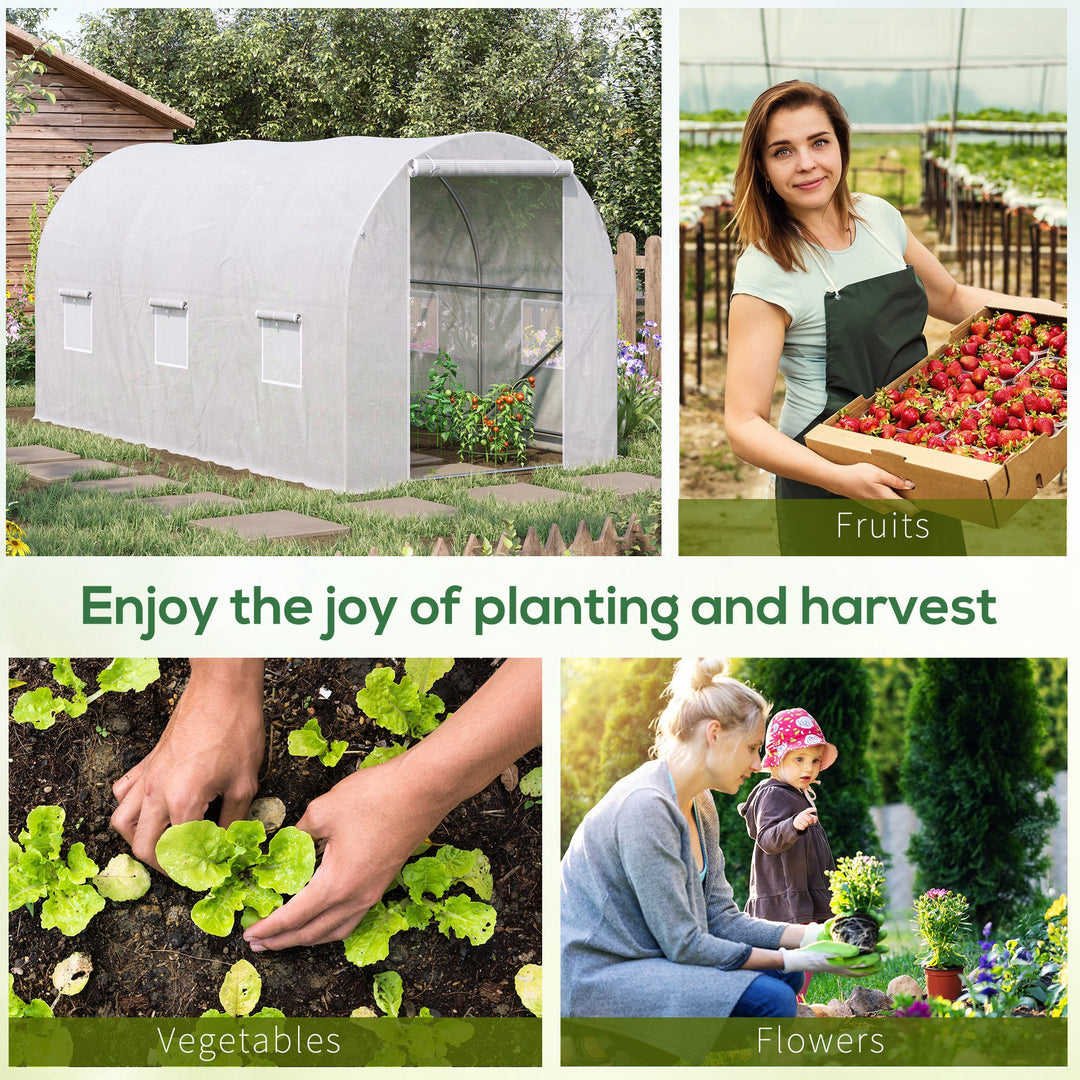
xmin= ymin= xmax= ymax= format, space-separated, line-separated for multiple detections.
xmin=730 ymin=969 xmax=802 ymax=1017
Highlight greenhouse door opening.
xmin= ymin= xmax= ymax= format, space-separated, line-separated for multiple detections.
xmin=410 ymin=174 xmax=565 ymax=464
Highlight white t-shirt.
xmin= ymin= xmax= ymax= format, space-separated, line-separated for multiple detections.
xmin=731 ymin=194 xmax=910 ymax=438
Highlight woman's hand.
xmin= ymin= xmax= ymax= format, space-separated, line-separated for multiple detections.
xmin=824 ymin=461 xmax=914 ymax=501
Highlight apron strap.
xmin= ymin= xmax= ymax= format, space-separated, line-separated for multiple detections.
xmin=803 ymin=213 xmax=908 ymax=297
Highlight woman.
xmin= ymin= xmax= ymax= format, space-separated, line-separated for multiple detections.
xmin=560 ymin=658 xmax=873 ymax=1020
xmin=723 ymin=80 xmax=1063 ymax=512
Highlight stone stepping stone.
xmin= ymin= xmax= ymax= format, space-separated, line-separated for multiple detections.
xmin=7 ymin=444 xmax=81 ymax=466
xmin=578 ymin=471 xmax=661 ymax=496
xmin=410 ymin=451 xmax=444 ymax=468
xmin=347 ymin=496 xmax=457 ymax=519
xmin=70 ymin=474 xmax=175 ymax=494
xmin=411 ymin=461 xmax=493 ymax=479
xmin=189 ymin=510 xmax=350 ymax=544
xmin=25 ymin=458 xmax=134 ymax=483
xmin=134 ymin=492 xmax=244 ymax=516
xmin=466 ymin=482 xmax=583 ymax=505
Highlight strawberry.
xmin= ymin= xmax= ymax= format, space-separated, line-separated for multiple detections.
xmin=995 ymin=313 xmax=1014 ymax=331
xmin=930 ymin=371 xmax=950 ymax=391
xmin=945 ymin=359 xmax=964 ymax=380
xmin=999 ymin=362 xmax=1019 ymax=379
xmin=958 ymin=355 xmax=978 ymax=372
xmin=898 ymin=406 xmax=919 ymax=429
xmin=1033 ymin=417 xmax=1055 ymax=436
xmin=970 ymin=320 xmax=989 ymax=337
xmin=1050 ymin=373 xmax=1067 ymax=391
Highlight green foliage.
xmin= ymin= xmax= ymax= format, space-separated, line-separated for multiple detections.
xmin=155 ymin=819 xmax=316 ymax=937
xmin=560 ymin=658 xmax=676 ymax=854
xmin=514 ymin=963 xmax=542 ymax=1017
xmin=410 ymin=352 xmax=463 ymax=448
xmin=7 ymin=805 xmax=148 ymax=936
xmin=343 ymin=845 xmax=495 ymax=968
xmin=827 ymin=852 xmax=886 ymax=917
xmin=373 ymin=970 xmax=403 ymax=1018
xmin=519 ymin=767 xmax=542 ymax=801
xmin=734 ymin=658 xmax=883 ymax=858
xmin=287 ymin=716 xmax=347 ymax=767
xmin=92 ymin=853 xmax=151 ymax=902
xmin=76 ymin=7 xmax=660 ymax=241
xmin=912 ymin=889 xmax=972 ymax=969
xmin=6 ymin=35 xmax=60 ymax=131
xmin=948 ymin=141 xmax=1066 ymax=202
xmin=356 ymin=665 xmax=446 ymax=739
xmin=12 ymin=657 xmax=160 ymax=730
xmin=861 ymin=658 xmax=919 ymax=803
xmin=9 ymin=973 xmax=53 ymax=1018
xmin=201 ymin=959 xmax=284 ymax=1018
xmin=901 ymin=659 xmax=1058 ymax=927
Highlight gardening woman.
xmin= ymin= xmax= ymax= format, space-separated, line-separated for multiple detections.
xmin=560 ymin=658 xmax=876 ymax=1020
xmin=723 ymin=80 xmax=1063 ymax=550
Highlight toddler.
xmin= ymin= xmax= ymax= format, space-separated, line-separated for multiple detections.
xmin=739 ymin=707 xmax=837 ymax=923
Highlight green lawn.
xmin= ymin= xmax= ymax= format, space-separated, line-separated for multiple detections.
xmin=6 ymin=398 xmax=660 ymax=556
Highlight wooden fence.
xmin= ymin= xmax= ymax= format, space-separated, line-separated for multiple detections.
xmin=614 ymin=233 xmax=661 ymax=377
xmin=370 ymin=514 xmax=658 ymax=556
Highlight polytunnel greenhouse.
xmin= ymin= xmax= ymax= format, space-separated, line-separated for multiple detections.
xmin=34 ymin=132 xmax=616 ymax=493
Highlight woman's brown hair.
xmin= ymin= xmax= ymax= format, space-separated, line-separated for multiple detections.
xmin=732 ymin=80 xmax=859 ymax=273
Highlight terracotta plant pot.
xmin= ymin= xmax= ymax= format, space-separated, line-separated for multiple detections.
xmin=924 ymin=966 xmax=964 ymax=1001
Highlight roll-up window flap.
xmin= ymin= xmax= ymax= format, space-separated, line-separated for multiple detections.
xmin=408 ymin=158 xmax=573 ymax=178
xmin=149 ymin=297 xmax=188 ymax=311
xmin=256 ymin=309 xmax=302 ymax=324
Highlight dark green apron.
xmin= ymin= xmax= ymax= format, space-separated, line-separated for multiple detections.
xmin=774 ymin=256 xmax=966 ymax=553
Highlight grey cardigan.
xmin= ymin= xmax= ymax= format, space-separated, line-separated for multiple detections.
xmin=560 ymin=759 xmax=788 ymax=1017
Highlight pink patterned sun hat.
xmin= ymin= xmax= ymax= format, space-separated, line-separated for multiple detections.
xmin=760 ymin=708 xmax=837 ymax=771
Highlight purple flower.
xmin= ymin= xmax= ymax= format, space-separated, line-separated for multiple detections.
xmin=895 ymin=1000 xmax=932 ymax=1017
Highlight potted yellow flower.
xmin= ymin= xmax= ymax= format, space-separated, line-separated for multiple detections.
xmin=913 ymin=888 xmax=971 ymax=1000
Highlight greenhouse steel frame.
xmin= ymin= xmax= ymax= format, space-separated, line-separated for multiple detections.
xmin=35 ymin=132 xmax=616 ymax=493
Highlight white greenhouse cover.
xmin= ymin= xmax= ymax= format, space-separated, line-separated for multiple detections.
xmin=35 ymin=132 xmax=616 ymax=492
xmin=680 ymin=8 xmax=1066 ymax=123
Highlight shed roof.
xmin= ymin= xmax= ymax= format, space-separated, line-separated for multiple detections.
xmin=6 ymin=23 xmax=195 ymax=130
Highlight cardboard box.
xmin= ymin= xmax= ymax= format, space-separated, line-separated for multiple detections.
xmin=805 ymin=301 xmax=1067 ymax=527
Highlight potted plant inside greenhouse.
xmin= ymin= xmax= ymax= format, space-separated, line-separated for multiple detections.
xmin=913 ymin=888 xmax=972 ymax=1001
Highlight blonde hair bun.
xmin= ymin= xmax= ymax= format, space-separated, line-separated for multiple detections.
xmin=689 ymin=657 xmax=728 ymax=691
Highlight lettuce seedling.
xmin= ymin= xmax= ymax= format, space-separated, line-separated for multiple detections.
xmin=202 ymin=959 xmax=284 ymax=1018
xmin=9 ymin=973 xmax=53 ymax=1018
xmin=344 ymin=845 xmax=495 ymax=968
xmin=355 ymin=659 xmax=454 ymax=739
xmin=287 ymin=716 xmax=348 ymax=767
xmin=514 ymin=964 xmax=542 ymax=1017
xmin=155 ymin=820 xmax=315 ymax=937
xmin=12 ymin=658 xmax=160 ymax=730
xmin=7 ymin=805 xmax=144 ymax=936
xmin=373 ymin=970 xmax=403 ymax=1018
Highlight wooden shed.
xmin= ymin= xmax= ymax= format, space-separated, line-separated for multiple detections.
xmin=5 ymin=23 xmax=194 ymax=291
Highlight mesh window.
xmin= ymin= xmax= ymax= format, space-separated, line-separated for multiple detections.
xmin=260 ymin=316 xmax=302 ymax=387
xmin=152 ymin=304 xmax=189 ymax=369
xmin=521 ymin=299 xmax=563 ymax=370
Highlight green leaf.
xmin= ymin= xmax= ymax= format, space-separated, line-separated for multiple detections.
xmin=96 ymin=657 xmax=160 ymax=694
xmin=433 ymin=845 xmax=476 ymax=878
xmin=373 ymin=970 xmax=403 ymax=1017
xmin=434 ymin=846 xmax=492 ymax=901
xmin=10 ymin=974 xmax=53 ymax=1019
xmin=239 ymin=881 xmax=284 ymax=920
xmin=358 ymin=743 xmax=408 ymax=769
xmin=252 ymin=826 xmax=315 ymax=894
xmin=518 ymin=767 xmax=542 ymax=798
xmin=218 ymin=959 xmax=262 ymax=1017
xmin=401 ymin=901 xmax=433 ymax=930
xmin=514 ymin=963 xmax=542 ymax=1017
xmin=191 ymin=881 xmax=246 ymax=937
xmin=355 ymin=668 xmax=420 ymax=736
xmin=403 ymin=658 xmax=454 ymax=693
xmin=288 ymin=716 xmax=330 ymax=758
xmin=411 ymin=690 xmax=444 ymax=737
xmin=321 ymin=740 xmax=348 ymax=767
xmin=252 ymin=1006 xmax=285 ymax=1018
xmin=9 ymin=848 xmax=50 ymax=910
xmin=40 ymin=883 xmax=106 ymax=936
xmin=155 ymin=820 xmax=235 ymax=891
xmin=50 ymin=658 xmax=86 ymax=698
xmin=12 ymin=687 xmax=65 ymax=729
xmin=434 ymin=895 xmax=496 ymax=946
xmin=93 ymin=853 xmax=151 ymax=902
xmin=63 ymin=843 xmax=99 ymax=885
xmin=401 ymin=857 xmax=452 ymax=903
xmin=344 ymin=902 xmax=409 ymax=967
xmin=224 ymin=818 xmax=267 ymax=871
xmin=19 ymin=805 xmax=65 ymax=860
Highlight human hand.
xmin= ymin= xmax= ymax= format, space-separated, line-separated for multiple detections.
xmin=798 ymin=922 xmax=825 ymax=948
xmin=110 ymin=659 xmax=266 ymax=870
xmin=793 ymin=809 xmax=818 ymax=832
xmin=829 ymin=461 xmax=915 ymax=501
xmin=244 ymin=755 xmax=443 ymax=950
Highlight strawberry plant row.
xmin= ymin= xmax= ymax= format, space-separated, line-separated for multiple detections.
xmin=806 ymin=301 xmax=1067 ymax=525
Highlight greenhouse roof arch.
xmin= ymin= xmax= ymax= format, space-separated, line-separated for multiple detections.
xmin=35 ymin=132 xmax=616 ymax=493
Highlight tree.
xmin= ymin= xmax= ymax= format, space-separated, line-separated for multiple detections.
xmin=560 ymin=658 xmax=675 ymax=852
xmin=74 ymin=8 xmax=660 ymax=241
xmin=901 ymin=659 xmax=1058 ymax=928
xmin=862 ymin=657 xmax=920 ymax=803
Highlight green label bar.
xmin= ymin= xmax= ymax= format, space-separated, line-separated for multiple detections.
xmin=679 ymin=498 xmax=1066 ymax=556
xmin=9 ymin=1016 xmax=541 ymax=1068
xmin=561 ymin=1017 xmax=1066 ymax=1066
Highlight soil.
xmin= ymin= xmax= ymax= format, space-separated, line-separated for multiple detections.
xmin=680 ymin=211 xmax=1067 ymax=500
xmin=8 ymin=658 xmax=541 ymax=1019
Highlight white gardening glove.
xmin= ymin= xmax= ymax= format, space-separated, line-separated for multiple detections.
xmin=779 ymin=947 xmax=836 ymax=973
xmin=799 ymin=922 xmax=825 ymax=948
xmin=781 ymin=945 xmax=882 ymax=979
